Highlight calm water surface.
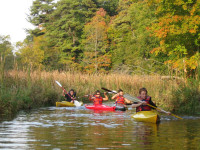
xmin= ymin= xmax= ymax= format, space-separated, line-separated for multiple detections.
xmin=0 ymin=102 xmax=200 ymax=150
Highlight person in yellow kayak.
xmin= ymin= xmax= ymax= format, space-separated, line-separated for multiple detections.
xmin=132 ymin=88 xmax=171 ymax=114
xmin=63 ymin=89 xmax=76 ymax=103
xmin=112 ymin=89 xmax=133 ymax=110
xmin=89 ymin=90 xmax=108 ymax=105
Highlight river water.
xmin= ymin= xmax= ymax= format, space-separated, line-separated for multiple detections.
xmin=0 ymin=103 xmax=200 ymax=150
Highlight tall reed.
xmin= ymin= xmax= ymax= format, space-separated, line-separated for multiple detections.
xmin=0 ymin=70 xmax=199 ymax=116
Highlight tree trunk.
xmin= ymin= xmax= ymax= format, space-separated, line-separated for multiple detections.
xmin=94 ymin=28 xmax=98 ymax=73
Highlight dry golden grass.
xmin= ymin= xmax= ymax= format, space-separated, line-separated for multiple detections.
xmin=2 ymin=69 xmax=200 ymax=115
xmin=7 ymin=70 xmax=183 ymax=108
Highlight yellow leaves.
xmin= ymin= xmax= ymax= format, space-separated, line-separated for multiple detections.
xmin=182 ymin=4 xmax=188 ymax=10
xmin=187 ymin=53 xmax=200 ymax=70
xmin=18 ymin=35 xmax=46 ymax=69
xmin=160 ymin=40 xmax=165 ymax=45
xmin=174 ymin=0 xmax=184 ymax=6
xmin=164 ymin=52 xmax=199 ymax=71
xmin=150 ymin=47 xmax=162 ymax=55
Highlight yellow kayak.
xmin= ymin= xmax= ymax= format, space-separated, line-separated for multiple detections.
xmin=56 ymin=101 xmax=83 ymax=107
xmin=131 ymin=111 xmax=160 ymax=124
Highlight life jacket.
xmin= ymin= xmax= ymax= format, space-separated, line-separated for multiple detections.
xmin=136 ymin=96 xmax=151 ymax=112
xmin=93 ymin=95 xmax=103 ymax=105
xmin=65 ymin=93 xmax=76 ymax=102
xmin=115 ymin=96 xmax=125 ymax=105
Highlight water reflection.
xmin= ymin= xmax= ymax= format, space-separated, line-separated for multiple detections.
xmin=0 ymin=105 xmax=199 ymax=149
xmin=133 ymin=122 xmax=159 ymax=148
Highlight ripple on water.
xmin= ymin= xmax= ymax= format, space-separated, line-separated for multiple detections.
xmin=0 ymin=106 xmax=200 ymax=150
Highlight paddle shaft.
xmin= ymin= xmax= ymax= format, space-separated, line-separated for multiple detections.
xmin=101 ymin=87 xmax=183 ymax=119
xmin=55 ymin=80 xmax=75 ymax=100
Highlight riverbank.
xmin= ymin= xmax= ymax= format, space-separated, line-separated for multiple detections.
xmin=0 ymin=70 xmax=200 ymax=116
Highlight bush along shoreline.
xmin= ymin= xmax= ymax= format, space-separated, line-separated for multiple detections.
xmin=0 ymin=70 xmax=200 ymax=117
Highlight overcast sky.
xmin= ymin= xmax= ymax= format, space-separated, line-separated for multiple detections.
xmin=0 ymin=0 xmax=35 ymax=44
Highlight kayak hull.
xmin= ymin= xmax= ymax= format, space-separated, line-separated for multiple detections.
xmin=56 ymin=101 xmax=83 ymax=107
xmin=115 ymin=105 xmax=127 ymax=111
xmin=131 ymin=111 xmax=160 ymax=124
xmin=85 ymin=104 xmax=116 ymax=111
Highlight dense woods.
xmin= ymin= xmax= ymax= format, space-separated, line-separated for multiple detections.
xmin=1 ymin=0 xmax=199 ymax=76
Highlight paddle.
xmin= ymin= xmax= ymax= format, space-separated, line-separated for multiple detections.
xmin=55 ymin=80 xmax=68 ymax=94
xmin=55 ymin=80 xmax=88 ymax=105
xmin=55 ymin=80 xmax=79 ymax=104
xmin=101 ymin=87 xmax=183 ymax=119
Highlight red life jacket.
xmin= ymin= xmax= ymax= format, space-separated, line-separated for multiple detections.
xmin=93 ymin=95 xmax=103 ymax=105
xmin=116 ymin=96 xmax=125 ymax=105
xmin=136 ymin=96 xmax=151 ymax=112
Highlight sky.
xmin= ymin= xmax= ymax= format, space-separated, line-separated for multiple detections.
xmin=0 ymin=0 xmax=35 ymax=44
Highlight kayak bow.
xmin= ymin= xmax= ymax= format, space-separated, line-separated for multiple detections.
xmin=56 ymin=101 xmax=83 ymax=107
xmin=131 ymin=111 xmax=160 ymax=124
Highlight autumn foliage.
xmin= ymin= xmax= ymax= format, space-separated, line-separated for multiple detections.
xmin=10 ymin=0 xmax=200 ymax=76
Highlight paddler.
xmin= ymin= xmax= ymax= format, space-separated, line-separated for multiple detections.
xmin=132 ymin=88 xmax=171 ymax=114
xmin=89 ymin=90 xmax=108 ymax=105
xmin=63 ymin=89 xmax=76 ymax=103
xmin=112 ymin=89 xmax=133 ymax=110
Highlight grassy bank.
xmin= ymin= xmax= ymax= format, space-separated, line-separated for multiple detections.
xmin=0 ymin=70 xmax=200 ymax=116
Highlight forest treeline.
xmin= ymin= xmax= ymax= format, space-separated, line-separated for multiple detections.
xmin=0 ymin=0 xmax=200 ymax=77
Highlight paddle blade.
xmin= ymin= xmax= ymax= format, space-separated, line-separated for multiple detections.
xmin=55 ymin=80 xmax=62 ymax=87
xmin=101 ymin=87 xmax=117 ymax=93
xmin=74 ymin=100 xmax=83 ymax=107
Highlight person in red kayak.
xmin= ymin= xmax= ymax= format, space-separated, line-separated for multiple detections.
xmin=63 ymin=89 xmax=76 ymax=103
xmin=89 ymin=90 xmax=108 ymax=105
xmin=132 ymin=88 xmax=171 ymax=114
xmin=112 ymin=89 xmax=132 ymax=109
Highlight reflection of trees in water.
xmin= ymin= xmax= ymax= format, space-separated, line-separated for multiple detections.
xmin=87 ymin=111 xmax=127 ymax=147
xmin=133 ymin=123 xmax=159 ymax=148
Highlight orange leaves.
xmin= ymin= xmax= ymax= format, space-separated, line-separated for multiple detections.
xmin=96 ymin=8 xmax=106 ymax=17
xmin=154 ymin=28 xmax=168 ymax=38
xmin=189 ymin=29 xmax=196 ymax=34
xmin=150 ymin=47 xmax=162 ymax=55
xmin=82 ymin=8 xmax=110 ymax=73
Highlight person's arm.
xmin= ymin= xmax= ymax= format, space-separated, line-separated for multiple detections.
xmin=73 ymin=92 xmax=77 ymax=100
xmin=103 ymin=92 xmax=108 ymax=101
xmin=148 ymin=98 xmax=157 ymax=109
xmin=62 ymin=90 xmax=66 ymax=96
xmin=112 ymin=93 xmax=119 ymax=100
xmin=89 ymin=95 xmax=95 ymax=101
xmin=132 ymin=101 xmax=145 ymax=108
xmin=124 ymin=98 xmax=133 ymax=104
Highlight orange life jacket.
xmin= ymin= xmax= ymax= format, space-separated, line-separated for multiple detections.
xmin=93 ymin=95 xmax=103 ymax=105
xmin=136 ymin=96 xmax=151 ymax=112
xmin=115 ymin=96 xmax=125 ymax=105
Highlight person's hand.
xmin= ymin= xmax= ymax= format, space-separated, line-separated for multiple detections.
xmin=104 ymin=92 xmax=107 ymax=96
xmin=167 ymin=112 xmax=171 ymax=115
xmin=141 ymin=101 xmax=147 ymax=105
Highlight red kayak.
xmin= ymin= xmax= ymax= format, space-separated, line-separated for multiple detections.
xmin=85 ymin=104 xmax=116 ymax=111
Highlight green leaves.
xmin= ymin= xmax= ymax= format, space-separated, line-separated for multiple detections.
xmin=14 ymin=0 xmax=199 ymax=76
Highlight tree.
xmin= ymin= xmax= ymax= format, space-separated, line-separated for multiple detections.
xmin=16 ymin=36 xmax=45 ymax=70
xmin=28 ymin=0 xmax=98 ymax=70
xmin=29 ymin=0 xmax=55 ymax=26
xmin=94 ymin=0 xmax=119 ymax=16
xmin=149 ymin=0 xmax=200 ymax=76
xmin=82 ymin=8 xmax=111 ymax=73
xmin=108 ymin=1 xmax=160 ymax=73
xmin=0 ymin=35 xmax=13 ymax=79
